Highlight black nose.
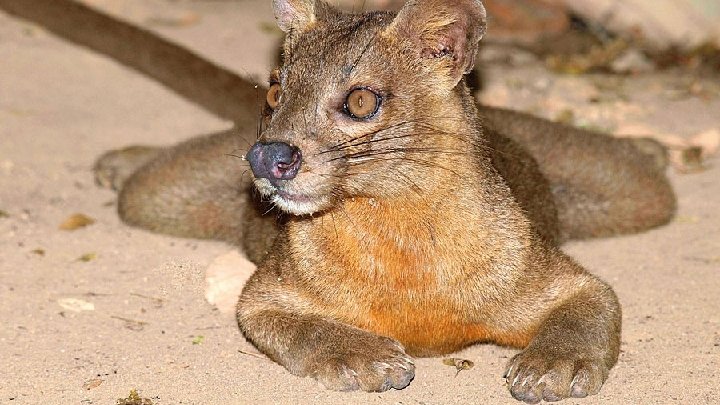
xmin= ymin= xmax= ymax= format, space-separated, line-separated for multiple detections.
xmin=246 ymin=142 xmax=302 ymax=184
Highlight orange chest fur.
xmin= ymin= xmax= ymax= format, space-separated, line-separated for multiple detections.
xmin=298 ymin=200 xmax=532 ymax=355
xmin=327 ymin=245 xmax=531 ymax=355
xmin=356 ymin=290 xmax=492 ymax=356
xmin=315 ymin=224 xmax=493 ymax=356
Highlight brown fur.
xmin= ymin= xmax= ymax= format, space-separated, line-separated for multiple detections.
xmin=4 ymin=0 xmax=677 ymax=402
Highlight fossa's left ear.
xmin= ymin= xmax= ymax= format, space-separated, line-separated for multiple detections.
xmin=273 ymin=0 xmax=341 ymax=56
xmin=386 ymin=0 xmax=487 ymax=85
xmin=273 ymin=0 xmax=317 ymax=33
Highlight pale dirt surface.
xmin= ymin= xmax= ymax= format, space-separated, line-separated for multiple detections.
xmin=1 ymin=1 xmax=719 ymax=404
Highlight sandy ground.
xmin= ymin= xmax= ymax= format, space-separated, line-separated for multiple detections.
xmin=1 ymin=1 xmax=719 ymax=404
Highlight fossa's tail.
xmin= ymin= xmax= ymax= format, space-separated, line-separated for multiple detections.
xmin=0 ymin=0 xmax=258 ymax=125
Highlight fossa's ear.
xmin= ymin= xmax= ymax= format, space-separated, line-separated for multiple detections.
xmin=387 ymin=0 xmax=487 ymax=85
xmin=272 ymin=0 xmax=317 ymax=33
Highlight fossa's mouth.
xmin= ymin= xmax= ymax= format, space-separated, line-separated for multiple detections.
xmin=254 ymin=178 xmax=328 ymax=216
xmin=272 ymin=190 xmax=319 ymax=215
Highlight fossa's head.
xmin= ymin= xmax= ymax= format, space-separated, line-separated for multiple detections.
xmin=247 ymin=0 xmax=486 ymax=215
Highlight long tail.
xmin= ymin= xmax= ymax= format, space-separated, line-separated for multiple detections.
xmin=0 ymin=0 xmax=259 ymax=125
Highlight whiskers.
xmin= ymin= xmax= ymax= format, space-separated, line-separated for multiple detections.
xmin=225 ymin=150 xmax=247 ymax=161
xmin=316 ymin=115 xmax=526 ymax=181
xmin=315 ymin=118 xmax=485 ymax=181
xmin=225 ymin=132 xmax=255 ymax=183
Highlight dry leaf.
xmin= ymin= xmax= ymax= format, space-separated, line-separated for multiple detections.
xmin=0 ymin=209 xmax=9 ymax=218
xmin=77 ymin=253 xmax=97 ymax=262
xmin=30 ymin=248 xmax=45 ymax=256
xmin=59 ymin=213 xmax=95 ymax=230
xmin=83 ymin=378 xmax=104 ymax=390
xmin=58 ymin=298 xmax=95 ymax=312
xmin=442 ymin=357 xmax=475 ymax=376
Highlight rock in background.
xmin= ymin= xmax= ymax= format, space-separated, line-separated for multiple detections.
xmin=337 ymin=0 xmax=720 ymax=50
xmin=560 ymin=0 xmax=720 ymax=50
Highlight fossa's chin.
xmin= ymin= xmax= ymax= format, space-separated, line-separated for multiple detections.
xmin=272 ymin=192 xmax=324 ymax=215
xmin=253 ymin=178 xmax=329 ymax=215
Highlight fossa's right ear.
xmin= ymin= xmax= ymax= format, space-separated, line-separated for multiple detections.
xmin=273 ymin=0 xmax=317 ymax=33
xmin=386 ymin=0 xmax=487 ymax=87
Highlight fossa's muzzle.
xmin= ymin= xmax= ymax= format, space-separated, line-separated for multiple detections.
xmin=247 ymin=142 xmax=302 ymax=186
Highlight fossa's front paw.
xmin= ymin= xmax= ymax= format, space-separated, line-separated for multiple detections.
xmin=304 ymin=333 xmax=415 ymax=392
xmin=504 ymin=348 xmax=609 ymax=403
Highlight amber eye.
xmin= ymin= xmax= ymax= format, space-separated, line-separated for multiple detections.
xmin=344 ymin=88 xmax=380 ymax=119
xmin=266 ymin=83 xmax=282 ymax=109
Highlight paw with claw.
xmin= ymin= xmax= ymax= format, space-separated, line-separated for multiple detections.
xmin=302 ymin=332 xmax=415 ymax=392
xmin=504 ymin=348 xmax=610 ymax=403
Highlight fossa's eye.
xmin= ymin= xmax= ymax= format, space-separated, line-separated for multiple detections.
xmin=344 ymin=88 xmax=380 ymax=120
xmin=267 ymin=83 xmax=282 ymax=109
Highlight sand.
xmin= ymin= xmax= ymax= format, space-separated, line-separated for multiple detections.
xmin=1 ymin=1 xmax=718 ymax=404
